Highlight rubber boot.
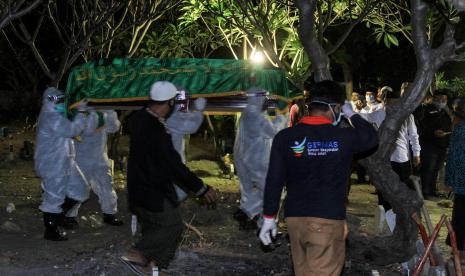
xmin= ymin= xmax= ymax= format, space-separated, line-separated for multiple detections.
xmin=103 ymin=213 xmax=124 ymax=226
xmin=43 ymin=212 xmax=68 ymax=241
xmin=60 ymin=197 xmax=79 ymax=230
xmin=374 ymin=205 xmax=386 ymax=235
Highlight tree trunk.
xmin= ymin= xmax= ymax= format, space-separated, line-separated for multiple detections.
xmin=295 ymin=0 xmax=332 ymax=82
xmin=342 ymin=62 xmax=353 ymax=99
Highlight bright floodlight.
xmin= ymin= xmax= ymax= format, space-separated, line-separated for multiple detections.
xmin=250 ymin=50 xmax=265 ymax=64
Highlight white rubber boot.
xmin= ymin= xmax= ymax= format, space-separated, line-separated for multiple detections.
xmin=374 ymin=205 xmax=386 ymax=234
xmin=385 ymin=209 xmax=397 ymax=233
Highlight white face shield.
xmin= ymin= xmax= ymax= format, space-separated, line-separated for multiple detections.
xmin=310 ymin=100 xmax=342 ymax=126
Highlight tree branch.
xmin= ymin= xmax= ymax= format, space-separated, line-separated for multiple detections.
xmin=295 ymin=0 xmax=332 ymax=81
xmin=16 ymin=19 xmax=55 ymax=80
xmin=327 ymin=0 xmax=381 ymax=55
xmin=0 ymin=0 xmax=41 ymax=31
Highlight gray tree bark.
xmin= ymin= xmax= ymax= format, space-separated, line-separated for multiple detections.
xmin=354 ymin=0 xmax=464 ymax=264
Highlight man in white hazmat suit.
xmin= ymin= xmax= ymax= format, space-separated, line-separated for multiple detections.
xmin=233 ymin=88 xmax=288 ymax=230
xmin=166 ymin=90 xmax=207 ymax=201
xmin=35 ymin=87 xmax=92 ymax=241
xmin=67 ymin=110 xmax=124 ymax=226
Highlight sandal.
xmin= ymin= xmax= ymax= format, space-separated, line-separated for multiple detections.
xmin=119 ymin=256 xmax=150 ymax=276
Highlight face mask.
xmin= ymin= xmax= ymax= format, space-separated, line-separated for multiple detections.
xmin=366 ymin=95 xmax=375 ymax=103
xmin=54 ymin=103 xmax=66 ymax=113
xmin=330 ymin=106 xmax=342 ymax=126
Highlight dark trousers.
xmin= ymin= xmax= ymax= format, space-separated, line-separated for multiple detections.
xmin=133 ymin=200 xmax=184 ymax=268
xmin=355 ymin=163 xmax=367 ymax=183
xmin=420 ymin=145 xmax=447 ymax=196
xmin=378 ymin=161 xmax=414 ymax=211
xmin=447 ymin=194 xmax=465 ymax=251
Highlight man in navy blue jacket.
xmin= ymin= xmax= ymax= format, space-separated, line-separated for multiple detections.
xmin=259 ymin=80 xmax=378 ymax=276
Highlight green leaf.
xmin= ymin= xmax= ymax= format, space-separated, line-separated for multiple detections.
xmin=387 ymin=33 xmax=399 ymax=47
xmin=383 ymin=34 xmax=391 ymax=48
xmin=375 ymin=32 xmax=383 ymax=44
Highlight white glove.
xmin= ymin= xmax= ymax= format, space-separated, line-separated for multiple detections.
xmin=342 ymin=100 xmax=355 ymax=119
xmin=259 ymin=217 xmax=277 ymax=246
xmin=194 ymin=98 xmax=207 ymax=111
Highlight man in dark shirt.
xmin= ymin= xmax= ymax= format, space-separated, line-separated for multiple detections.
xmin=259 ymin=80 xmax=378 ymax=276
xmin=121 ymin=81 xmax=217 ymax=274
xmin=418 ymin=90 xmax=453 ymax=198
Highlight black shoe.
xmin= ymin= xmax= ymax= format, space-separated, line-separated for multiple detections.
xmin=44 ymin=227 xmax=68 ymax=241
xmin=239 ymin=216 xmax=258 ymax=231
xmin=103 ymin=214 xmax=124 ymax=226
xmin=62 ymin=217 xmax=79 ymax=230
xmin=43 ymin=213 xmax=68 ymax=241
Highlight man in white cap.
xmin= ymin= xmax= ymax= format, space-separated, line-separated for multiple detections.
xmin=121 ymin=81 xmax=217 ymax=274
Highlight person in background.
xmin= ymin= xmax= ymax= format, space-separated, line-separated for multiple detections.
xmin=377 ymin=86 xmax=392 ymax=105
xmin=289 ymin=87 xmax=310 ymax=127
xmin=363 ymin=91 xmax=384 ymax=113
xmin=374 ymin=89 xmax=421 ymax=233
xmin=35 ymin=87 xmax=92 ymax=241
xmin=413 ymin=91 xmax=433 ymax=131
xmin=350 ymin=92 xmax=360 ymax=110
xmin=233 ymin=87 xmax=288 ymax=230
xmin=445 ymin=99 xmax=465 ymax=263
xmin=349 ymin=93 xmax=369 ymax=185
xmin=70 ymin=110 xmax=124 ymax=227
xmin=418 ymin=90 xmax=452 ymax=198
xmin=451 ymin=97 xmax=464 ymax=126
xmin=260 ymin=80 xmax=378 ymax=276
xmin=121 ymin=81 xmax=217 ymax=274
xmin=350 ymin=92 xmax=367 ymax=113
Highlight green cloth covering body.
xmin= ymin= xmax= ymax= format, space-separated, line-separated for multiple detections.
xmin=65 ymin=58 xmax=299 ymax=110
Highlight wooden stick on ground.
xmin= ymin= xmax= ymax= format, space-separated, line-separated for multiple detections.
xmin=183 ymin=220 xmax=204 ymax=240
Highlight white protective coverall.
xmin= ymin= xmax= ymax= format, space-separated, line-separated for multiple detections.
xmin=72 ymin=110 xmax=121 ymax=215
xmin=233 ymin=89 xmax=288 ymax=220
xmin=35 ymin=88 xmax=90 ymax=214
xmin=166 ymin=98 xmax=206 ymax=201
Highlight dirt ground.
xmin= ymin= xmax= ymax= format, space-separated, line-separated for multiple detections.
xmin=0 ymin=121 xmax=457 ymax=275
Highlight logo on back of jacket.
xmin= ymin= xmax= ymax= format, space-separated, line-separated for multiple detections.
xmin=291 ymin=137 xmax=339 ymax=157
